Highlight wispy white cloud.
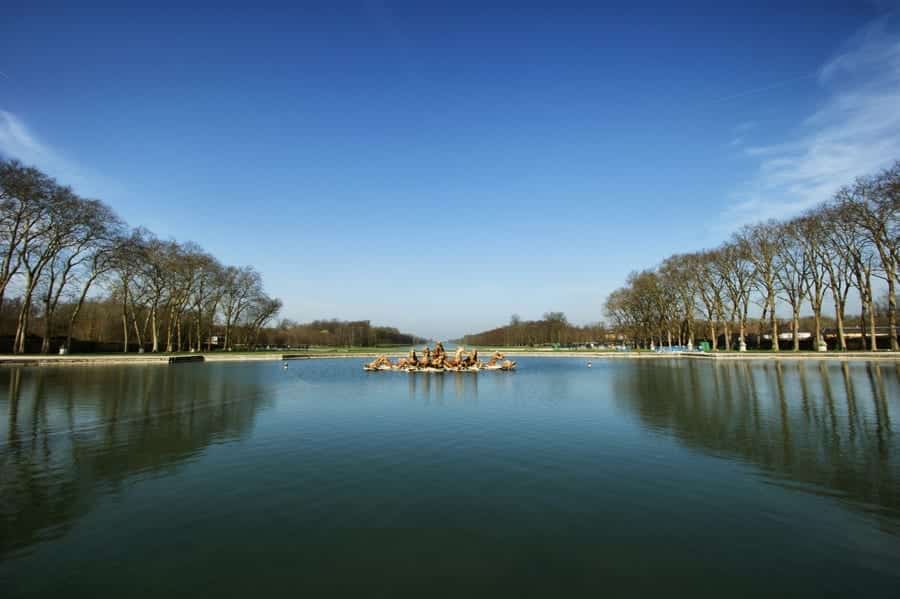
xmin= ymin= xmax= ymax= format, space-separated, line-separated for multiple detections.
xmin=728 ymin=122 xmax=756 ymax=148
xmin=819 ymin=20 xmax=900 ymax=84
xmin=713 ymin=74 xmax=816 ymax=104
xmin=722 ymin=19 xmax=900 ymax=227
xmin=0 ymin=110 xmax=122 ymax=200
xmin=0 ymin=110 xmax=62 ymax=166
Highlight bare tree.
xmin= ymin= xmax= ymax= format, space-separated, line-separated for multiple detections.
xmin=12 ymin=184 xmax=89 ymax=353
xmin=715 ymin=239 xmax=756 ymax=351
xmin=659 ymin=254 xmax=697 ymax=348
xmin=109 ymin=228 xmax=152 ymax=352
xmin=162 ymin=242 xmax=207 ymax=352
xmin=36 ymin=199 xmax=122 ymax=352
xmin=189 ymin=254 xmax=225 ymax=352
xmin=818 ymin=205 xmax=854 ymax=350
xmin=598 ymin=164 xmax=896 ymax=354
xmin=739 ymin=222 xmax=781 ymax=351
xmin=691 ymin=252 xmax=725 ymax=351
xmin=1 ymin=162 xmax=59 ymax=314
xmin=542 ymin=311 xmax=569 ymax=345
xmin=774 ymin=219 xmax=810 ymax=351
xmin=245 ymin=295 xmax=282 ymax=349
xmin=64 ymin=233 xmax=119 ymax=351
xmin=796 ymin=212 xmax=830 ymax=352
xmin=839 ymin=165 xmax=899 ymax=350
xmin=829 ymin=200 xmax=879 ymax=350
xmin=221 ymin=266 xmax=262 ymax=350
xmin=604 ymin=288 xmax=637 ymax=347
xmin=2 ymin=162 xmax=284 ymax=354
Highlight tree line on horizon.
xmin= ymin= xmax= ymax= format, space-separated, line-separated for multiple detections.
xmin=461 ymin=312 xmax=608 ymax=347
xmin=262 ymin=318 xmax=422 ymax=348
xmin=1 ymin=160 xmax=425 ymax=354
xmin=0 ymin=159 xmax=286 ymax=354
xmin=603 ymin=162 xmax=899 ymax=351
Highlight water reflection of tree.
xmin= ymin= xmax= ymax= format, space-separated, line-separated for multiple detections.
xmin=613 ymin=360 xmax=899 ymax=519
xmin=0 ymin=364 xmax=271 ymax=557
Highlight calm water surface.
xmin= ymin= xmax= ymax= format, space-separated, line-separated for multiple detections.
xmin=1 ymin=357 xmax=899 ymax=596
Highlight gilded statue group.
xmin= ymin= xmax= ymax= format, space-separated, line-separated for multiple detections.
xmin=365 ymin=342 xmax=517 ymax=372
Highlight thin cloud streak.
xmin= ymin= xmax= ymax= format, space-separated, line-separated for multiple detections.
xmin=722 ymin=19 xmax=900 ymax=229
xmin=712 ymin=73 xmax=816 ymax=104
xmin=0 ymin=110 xmax=58 ymax=163
xmin=0 ymin=109 xmax=120 ymax=199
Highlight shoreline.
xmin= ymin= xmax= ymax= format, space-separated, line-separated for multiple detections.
xmin=1 ymin=349 xmax=899 ymax=367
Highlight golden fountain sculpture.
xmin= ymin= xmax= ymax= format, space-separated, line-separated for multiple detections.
xmin=365 ymin=343 xmax=516 ymax=372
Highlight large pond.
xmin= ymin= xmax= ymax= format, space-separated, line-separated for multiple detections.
xmin=1 ymin=357 xmax=899 ymax=596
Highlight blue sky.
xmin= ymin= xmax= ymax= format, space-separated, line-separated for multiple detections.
xmin=2 ymin=1 xmax=899 ymax=339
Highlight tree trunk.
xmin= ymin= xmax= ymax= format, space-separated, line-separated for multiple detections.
xmin=792 ymin=307 xmax=800 ymax=351
xmin=13 ymin=273 xmax=35 ymax=354
xmin=867 ymin=298 xmax=878 ymax=352
xmin=132 ymin=311 xmax=143 ymax=349
xmin=832 ymin=288 xmax=847 ymax=351
xmin=151 ymin=305 xmax=160 ymax=352
xmin=860 ymin=271 xmax=877 ymax=352
xmin=888 ymin=276 xmax=898 ymax=351
xmin=132 ymin=298 xmax=146 ymax=350
xmin=195 ymin=308 xmax=203 ymax=352
xmin=120 ymin=282 xmax=131 ymax=352
xmin=14 ymin=296 xmax=31 ymax=354
xmin=741 ymin=299 xmax=750 ymax=350
xmin=813 ymin=310 xmax=822 ymax=352
xmin=66 ymin=281 xmax=95 ymax=351
xmin=768 ymin=289 xmax=779 ymax=351
xmin=165 ymin=305 xmax=176 ymax=353
xmin=41 ymin=294 xmax=53 ymax=354
xmin=122 ymin=304 xmax=129 ymax=353
xmin=860 ymin=306 xmax=868 ymax=350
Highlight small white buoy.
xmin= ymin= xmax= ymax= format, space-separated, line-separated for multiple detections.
xmin=587 ymin=361 xmax=592 ymax=368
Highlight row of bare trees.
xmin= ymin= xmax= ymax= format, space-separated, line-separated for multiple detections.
xmin=263 ymin=319 xmax=420 ymax=348
xmin=604 ymin=162 xmax=898 ymax=352
xmin=1 ymin=159 xmax=281 ymax=353
xmin=462 ymin=312 xmax=608 ymax=346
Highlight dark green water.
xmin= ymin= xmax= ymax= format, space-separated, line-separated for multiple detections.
xmin=1 ymin=358 xmax=899 ymax=597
